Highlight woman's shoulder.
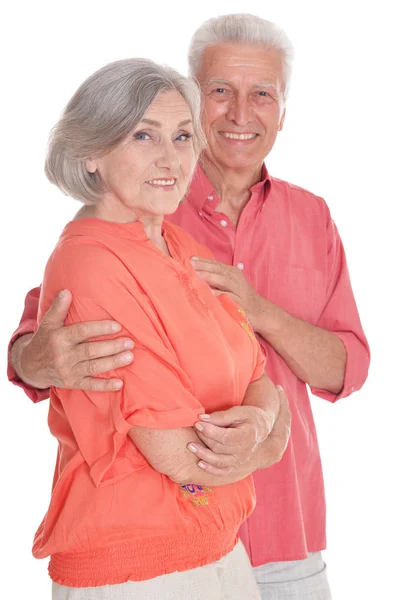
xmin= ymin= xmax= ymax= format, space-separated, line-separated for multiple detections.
xmin=164 ymin=221 xmax=214 ymax=260
xmin=42 ymin=221 xmax=133 ymax=299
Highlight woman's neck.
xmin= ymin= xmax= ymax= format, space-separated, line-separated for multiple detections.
xmin=74 ymin=203 xmax=170 ymax=256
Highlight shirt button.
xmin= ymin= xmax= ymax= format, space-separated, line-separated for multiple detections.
xmin=207 ymin=195 xmax=214 ymax=201
xmin=198 ymin=211 xmax=203 ymax=217
xmin=220 ymin=219 xmax=228 ymax=227
xmin=193 ymin=289 xmax=199 ymax=296
xmin=181 ymin=274 xmax=190 ymax=282
xmin=237 ymin=263 xmax=244 ymax=270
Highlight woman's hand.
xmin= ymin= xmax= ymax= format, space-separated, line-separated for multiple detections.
xmin=187 ymin=386 xmax=291 ymax=476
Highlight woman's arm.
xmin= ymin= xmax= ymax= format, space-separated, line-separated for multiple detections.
xmin=129 ymin=374 xmax=287 ymax=486
xmin=129 ymin=425 xmax=253 ymax=486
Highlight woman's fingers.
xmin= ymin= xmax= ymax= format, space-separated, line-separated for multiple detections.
xmin=187 ymin=442 xmax=237 ymax=472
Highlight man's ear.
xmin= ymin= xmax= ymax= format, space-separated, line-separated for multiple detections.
xmin=279 ymin=107 xmax=286 ymax=131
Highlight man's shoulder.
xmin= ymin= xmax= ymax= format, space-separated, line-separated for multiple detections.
xmin=270 ymin=176 xmax=326 ymax=205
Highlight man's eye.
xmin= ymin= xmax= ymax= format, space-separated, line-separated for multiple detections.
xmin=258 ymin=91 xmax=269 ymax=97
xmin=211 ymin=88 xmax=228 ymax=95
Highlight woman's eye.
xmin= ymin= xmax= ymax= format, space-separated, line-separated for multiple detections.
xmin=134 ymin=132 xmax=150 ymax=141
xmin=176 ymin=133 xmax=193 ymax=142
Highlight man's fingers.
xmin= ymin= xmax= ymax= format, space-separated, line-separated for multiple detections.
xmin=42 ymin=289 xmax=73 ymax=328
xmin=193 ymin=270 xmax=232 ymax=292
xmin=76 ymin=337 xmax=134 ymax=363
xmin=64 ymin=319 xmax=123 ymax=344
xmin=79 ymin=377 xmax=124 ymax=392
xmin=190 ymin=257 xmax=227 ymax=273
xmin=73 ymin=351 xmax=134 ymax=379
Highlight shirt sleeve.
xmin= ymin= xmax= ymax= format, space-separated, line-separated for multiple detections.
xmin=310 ymin=215 xmax=370 ymax=402
xmin=7 ymin=286 xmax=50 ymax=403
xmin=41 ymin=242 xmax=205 ymax=488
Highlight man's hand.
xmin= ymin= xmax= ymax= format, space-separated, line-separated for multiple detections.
xmin=11 ymin=290 xmax=134 ymax=392
xmin=187 ymin=386 xmax=291 ymax=476
xmin=190 ymin=256 xmax=261 ymax=326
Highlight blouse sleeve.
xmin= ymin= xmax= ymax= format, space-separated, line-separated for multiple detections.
xmin=40 ymin=242 xmax=205 ymax=488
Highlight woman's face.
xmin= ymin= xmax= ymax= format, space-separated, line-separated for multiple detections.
xmin=87 ymin=90 xmax=196 ymax=219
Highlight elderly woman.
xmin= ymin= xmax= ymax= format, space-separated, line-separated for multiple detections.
xmin=34 ymin=58 xmax=280 ymax=599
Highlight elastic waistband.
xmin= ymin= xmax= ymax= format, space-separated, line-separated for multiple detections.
xmin=49 ymin=529 xmax=239 ymax=587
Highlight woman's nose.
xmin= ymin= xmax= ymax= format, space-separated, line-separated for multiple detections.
xmin=155 ymin=143 xmax=180 ymax=171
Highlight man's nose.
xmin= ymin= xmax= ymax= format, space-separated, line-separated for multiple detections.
xmin=226 ymin=95 xmax=253 ymax=126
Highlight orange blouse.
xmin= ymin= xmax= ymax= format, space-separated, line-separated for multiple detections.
xmin=33 ymin=218 xmax=265 ymax=587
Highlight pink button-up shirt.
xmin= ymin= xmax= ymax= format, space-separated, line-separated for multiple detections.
xmin=8 ymin=164 xmax=370 ymax=566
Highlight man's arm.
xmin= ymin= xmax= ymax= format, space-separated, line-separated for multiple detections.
xmin=191 ymin=217 xmax=369 ymax=398
xmin=9 ymin=289 xmax=134 ymax=396
xmin=250 ymin=299 xmax=347 ymax=394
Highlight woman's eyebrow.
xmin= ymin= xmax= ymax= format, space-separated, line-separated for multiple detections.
xmin=139 ymin=118 xmax=193 ymax=127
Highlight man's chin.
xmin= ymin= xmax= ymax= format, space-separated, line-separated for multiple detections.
xmin=214 ymin=153 xmax=262 ymax=171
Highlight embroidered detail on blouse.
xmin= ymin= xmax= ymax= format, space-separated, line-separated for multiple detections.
xmin=179 ymin=484 xmax=212 ymax=506
xmin=238 ymin=307 xmax=256 ymax=340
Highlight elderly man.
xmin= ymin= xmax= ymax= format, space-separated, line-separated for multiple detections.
xmin=8 ymin=13 xmax=369 ymax=600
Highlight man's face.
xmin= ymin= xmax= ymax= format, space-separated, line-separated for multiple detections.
xmin=196 ymin=43 xmax=286 ymax=171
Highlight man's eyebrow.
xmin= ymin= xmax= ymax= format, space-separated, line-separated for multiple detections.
xmin=203 ymin=79 xmax=231 ymax=86
xmin=139 ymin=118 xmax=193 ymax=127
xmin=253 ymin=83 xmax=279 ymax=89
xmin=203 ymin=79 xmax=279 ymax=90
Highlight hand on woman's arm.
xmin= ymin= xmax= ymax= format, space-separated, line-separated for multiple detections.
xmin=129 ymin=424 xmax=261 ymax=487
xmin=11 ymin=290 xmax=134 ymax=392
xmin=185 ymin=379 xmax=291 ymax=477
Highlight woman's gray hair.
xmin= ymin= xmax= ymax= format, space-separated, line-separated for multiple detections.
xmin=45 ymin=58 xmax=205 ymax=204
xmin=188 ymin=13 xmax=294 ymax=96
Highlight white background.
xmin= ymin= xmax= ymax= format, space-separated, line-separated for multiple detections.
xmin=1 ymin=1 xmax=398 ymax=598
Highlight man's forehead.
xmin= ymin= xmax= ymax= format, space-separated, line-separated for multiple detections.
xmin=200 ymin=43 xmax=283 ymax=82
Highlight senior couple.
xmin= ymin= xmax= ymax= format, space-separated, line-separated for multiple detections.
xmin=9 ymin=13 xmax=369 ymax=600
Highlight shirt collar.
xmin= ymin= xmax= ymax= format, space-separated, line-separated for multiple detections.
xmin=186 ymin=164 xmax=271 ymax=214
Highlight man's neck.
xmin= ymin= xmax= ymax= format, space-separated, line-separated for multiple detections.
xmin=200 ymin=155 xmax=263 ymax=225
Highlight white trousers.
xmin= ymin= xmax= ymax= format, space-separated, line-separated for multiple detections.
xmin=253 ymin=552 xmax=332 ymax=600
xmin=52 ymin=540 xmax=260 ymax=600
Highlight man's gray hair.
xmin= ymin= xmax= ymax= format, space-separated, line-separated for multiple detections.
xmin=45 ymin=58 xmax=204 ymax=204
xmin=188 ymin=13 xmax=294 ymax=95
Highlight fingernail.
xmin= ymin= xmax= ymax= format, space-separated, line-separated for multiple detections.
xmin=122 ymin=352 xmax=133 ymax=363
xmin=188 ymin=444 xmax=197 ymax=453
xmin=195 ymin=422 xmax=204 ymax=432
xmin=199 ymin=414 xmax=211 ymax=420
xmin=124 ymin=339 xmax=134 ymax=349
xmin=112 ymin=322 xmax=122 ymax=332
xmin=190 ymin=256 xmax=199 ymax=261
xmin=59 ymin=289 xmax=68 ymax=298
xmin=112 ymin=380 xmax=123 ymax=390
xmin=276 ymin=384 xmax=284 ymax=392
xmin=198 ymin=461 xmax=206 ymax=469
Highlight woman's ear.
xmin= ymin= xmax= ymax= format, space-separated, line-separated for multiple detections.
xmin=85 ymin=158 xmax=97 ymax=173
